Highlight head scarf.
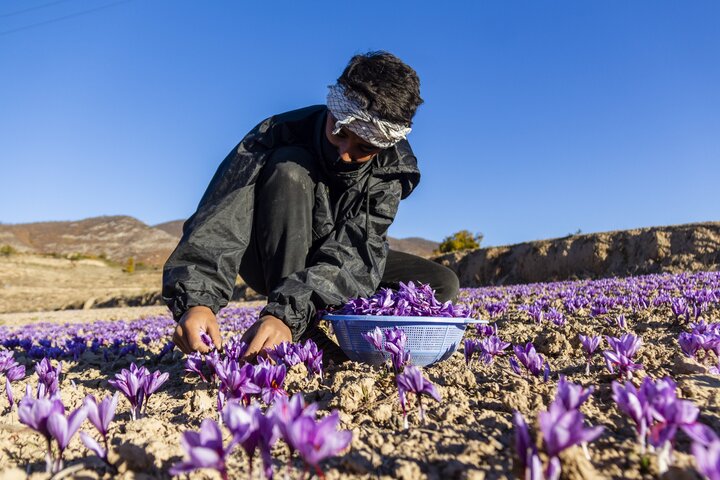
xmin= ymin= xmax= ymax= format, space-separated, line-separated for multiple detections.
xmin=326 ymin=83 xmax=412 ymax=149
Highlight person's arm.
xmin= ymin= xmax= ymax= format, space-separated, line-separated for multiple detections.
xmin=253 ymin=177 xmax=405 ymax=347
xmin=162 ymin=117 xmax=279 ymax=353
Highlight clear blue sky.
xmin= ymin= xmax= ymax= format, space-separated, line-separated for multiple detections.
xmin=1 ymin=0 xmax=718 ymax=247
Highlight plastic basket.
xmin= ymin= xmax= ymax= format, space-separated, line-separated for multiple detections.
xmin=324 ymin=314 xmax=487 ymax=367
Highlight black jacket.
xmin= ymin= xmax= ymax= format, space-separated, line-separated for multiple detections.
xmin=162 ymin=104 xmax=421 ymax=341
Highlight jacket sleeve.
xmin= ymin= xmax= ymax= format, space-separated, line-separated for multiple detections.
xmin=162 ymin=118 xmax=278 ymax=321
xmin=260 ymin=177 xmax=404 ymax=341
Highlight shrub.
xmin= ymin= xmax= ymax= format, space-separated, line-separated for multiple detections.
xmin=123 ymin=257 xmax=135 ymax=274
xmin=434 ymin=230 xmax=483 ymax=254
xmin=0 ymin=244 xmax=17 ymax=256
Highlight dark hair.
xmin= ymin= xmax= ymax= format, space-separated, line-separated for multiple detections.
xmin=337 ymin=51 xmax=423 ymax=126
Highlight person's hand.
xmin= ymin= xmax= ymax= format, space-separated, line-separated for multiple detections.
xmin=173 ymin=306 xmax=223 ymax=354
xmin=240 ymin=314 xmax=292 ymax=361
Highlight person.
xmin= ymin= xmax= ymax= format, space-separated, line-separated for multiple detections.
xmin=162 ymin=51 xmax=459 ymax=362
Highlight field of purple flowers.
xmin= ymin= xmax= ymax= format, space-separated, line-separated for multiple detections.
xmin=1 ymin=271 xmax=719 ymax=479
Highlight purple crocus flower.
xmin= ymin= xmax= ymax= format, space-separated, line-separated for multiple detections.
xmin=578 ymin=334 xmax=601 ymax=374
xmin=170 ymin=418 xmax=235 ymax=480
xmin=47 ymin=403 xmax=89 ymax=473
xmin=678 ymin=332 xmax=705 ymax=359
xmin=254 ymin=363 xmax=287 ymax=405
xmin=222 ymin=402 xmax=277 ymax=479
xmin=361 ymin=327 xmax=384 ymax=351
xmin=287 ymin=411 xmax=352 ymax=477
xmin=603 ymin=334 xmax=644 ymax=379
xmin=513 ymin=343 xmax=551 ymax=380
xmin=513 ymin=410 xmax=536 ymax=472
xmin=35 ymin=358 xmax=62 ymax=398
xmin=268 ymin=393 xmax=318 ymax=454
xmin=142 ymin=369 xmax=169 ymax=412
xmin=476 ymin=323 xmax=498 ymax=337
xmin=553 ymin=376 xmax=594 ymax=412
xmin=267 ymin=341 xmax=302 ymax=367
xmin=615 ymin=314 xmax=628 ymax=330
xmin=464 ymin=339 xmax=481 ymax=365
xmin=4 ymin=364 xmax=25 ymax=411
xmin=545 ymin=308 xmax=565 ymax=327
xmin=215 ymin=359 xmax=261 ymax=406
xmin=108 ymin=365 xmax=145 ymax=420
xmin=612 ymin=378 xmax=656 ymax=453
xmin=479 ymin=336 xmax=511 ymax=364
xmin=84 ymin=392 xmax=119 ymax=441
xmin=296 ymin=339 xmax=323 ymax=380
xmin=224 ymin=338 xmax=249 ymax=361
xmin=693 ymin=439 xmax=720 ymax=480
xmin=384 ymin=327 xmax=411 ymax=373
xmin=184 ymin=352 xmax=208 ymax=382
xmin=538 ymin=402 xmax=604 ymax=466
xmin=396 ymin=365 xmax=441 ymax=428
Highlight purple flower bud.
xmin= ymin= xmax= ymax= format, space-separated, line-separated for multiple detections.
xmin=553 ymin=376 xmax=594 ymax=412
xmin=396 ymin=365 xmax=441 ymax=427
xmin=361 ymin=327 xmax=384 ymax=352
xmin=170 ymin=418 xmax=234 ymax=480
xmin=513 ymin=410 xmax=536 ymax=471
xmin=464 ymin=339 xmax=480 ymax=365
xmin=83 ymin=392 xmax=119 ymax=439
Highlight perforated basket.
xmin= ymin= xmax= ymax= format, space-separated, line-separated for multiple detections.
xmin=324 ymin=314 xmax=487 ymax=367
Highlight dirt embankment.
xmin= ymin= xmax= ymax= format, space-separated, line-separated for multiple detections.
xmin=435 ymin=222 xmax=720 ymax=287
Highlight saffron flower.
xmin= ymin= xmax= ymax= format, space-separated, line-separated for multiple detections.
xmin=170 ymin=418 xmax=235 ymax=480
xmin=479 ymin=335 xmax=511 ymax=364
xmin=35 ymin=358 xmax=62 ymax=398
xmin=287 ymin=410 xmax=352 ymax=477
xmin=539 ymin=402 xmax=603 ymax=476
xmin=4 ymin=364 xmax=25 ymax=411
xmin=603 ymin=334 xmax=643 ymax=379
xmin=254 ymin=363 xmax=287 ymax=405
xmin=108 ymin=363 xmax=168 ymax=419
xmin=396 ymin=365 xmax=441 ymax=428
xmin=693 ymin=439 xmax=720 ymax=480
xmin=361 ymin=327 xmax=384 ymax=351
xmin=222 ymin=401 xmax=277 ymax=479
xmin=46 ymin=403 xmax=89 ymax=473
xmin=215 ymin=359 xmax=261 ymax=407
xmin=513 ymin=343 xmax=551 ymax=381
xmin=578 ymin=334 xmax=601 ymax=374
xmin=464 ymin=339 xmax=481 ymax=365
xmin=83 ymin=392 xmax=118 ymax=461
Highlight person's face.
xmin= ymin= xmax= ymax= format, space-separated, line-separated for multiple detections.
xmin=325 ymin=112 xmax=383 ymax=163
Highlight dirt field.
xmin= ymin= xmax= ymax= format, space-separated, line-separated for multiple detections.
xmin=0 ymin=274 xmax=718 ymax=479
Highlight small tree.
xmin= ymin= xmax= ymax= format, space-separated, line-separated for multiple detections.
xmin=434 ymin=230 xmax=483 ymax=254
xmin=124 ymin=256 xmax=136 ymax=274
xmin=0 ymin=245 xmax=16 ymax=256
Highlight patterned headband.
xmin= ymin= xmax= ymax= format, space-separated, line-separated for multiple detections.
xmin=326 ymin=83 xmax=412 ymax=149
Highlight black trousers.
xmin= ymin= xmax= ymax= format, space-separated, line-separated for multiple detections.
xmin=238 ymin=147 xmax=460 ymax=362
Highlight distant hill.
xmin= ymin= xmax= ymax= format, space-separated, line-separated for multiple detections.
xmin=0 ymin=216 xmax=439 ymax=267
xmin=0 ymin=216 xmax=177 ymax=266
xmin=435 ymin=221 xmax=720 ymax=286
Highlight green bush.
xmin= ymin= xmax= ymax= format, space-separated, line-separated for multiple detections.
xmin=123 ymin=257 xmax=136 ymax=274
xmin=0 ymin=244 xmax=17 ymax=256
xmin=434 ymin=230 xmax=483 ymax=255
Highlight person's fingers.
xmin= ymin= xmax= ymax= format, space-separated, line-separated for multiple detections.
xmin=244 ymin=327 xmax=269 ymax=360
xmin=173 ymin=325 xmax=190 ymax=354
xmin=188 ymin=327 xmax=211 ymax=354
xmin=206 ymin=319 xmax=223 ymax=351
